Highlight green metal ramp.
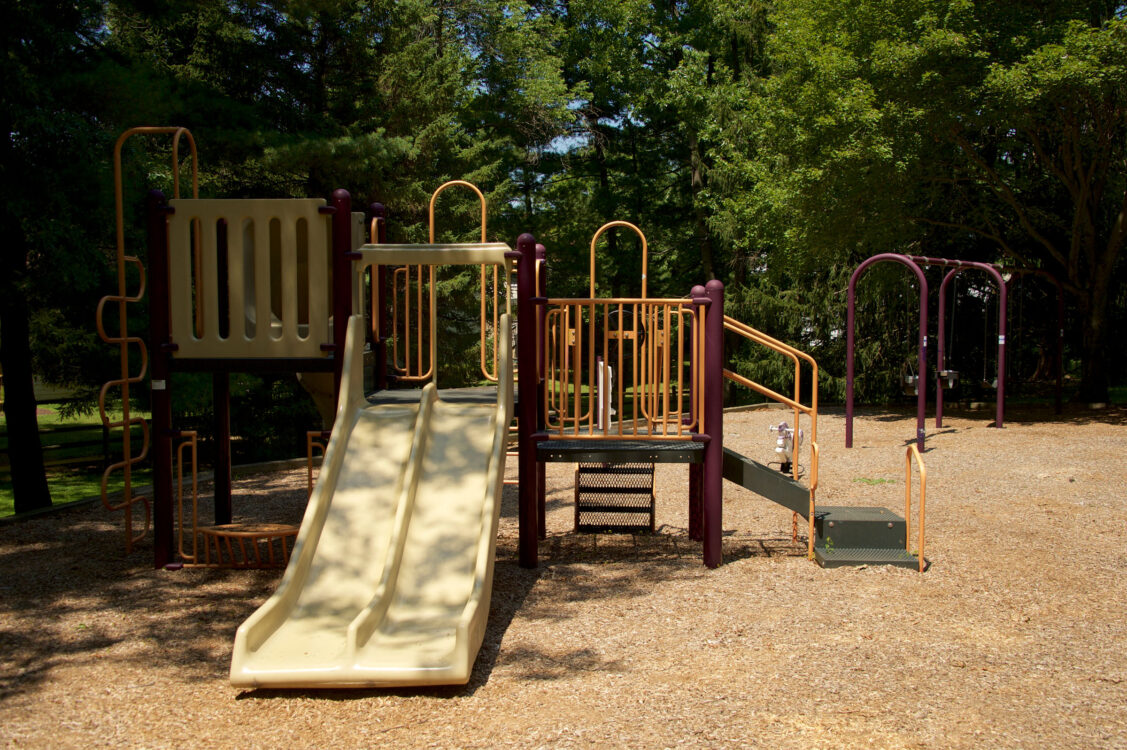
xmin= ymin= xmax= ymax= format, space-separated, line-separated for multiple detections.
xmin=722 ymin=447 xmax=809 ymax=517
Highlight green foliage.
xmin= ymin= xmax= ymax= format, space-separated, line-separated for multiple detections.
xmin=708 ymin=0 xmax=1127 ymax=401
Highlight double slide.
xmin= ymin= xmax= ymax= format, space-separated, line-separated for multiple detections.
xmin=230 ymin=314 xmax=513 ymax=688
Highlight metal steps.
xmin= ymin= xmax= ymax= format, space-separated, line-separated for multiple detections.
xmin=812 ymin=506 xmax=926 ymax=570
xmin=574 ymin=462 xmax=655 ymax=533
xmin=813 ymin=546 xmax=924 ymax=569
xmin=721 ymin=451 xmax=926 ymax=571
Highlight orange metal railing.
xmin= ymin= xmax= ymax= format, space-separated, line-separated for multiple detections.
xmin=588 ymin=221 xmax=649 ymax=298
xmin=722 ymin=316 xmax=820 ymax=557
xmin=387 ymin=181 xmax=506 ymax=384
xmin=96 ymin=126 xmax=198 ymax=551
xmin=905 ymin=445 xmax=927 ymax=572
xmin=307 ymin=430 xmax=329 ymax=498
xmin=542 ymin=298 xmax=704 ymax=439
xmin=175 ymin=431 xmax=200 ymax=563
xmin=390 ymin=262 xmax=434 ymax=382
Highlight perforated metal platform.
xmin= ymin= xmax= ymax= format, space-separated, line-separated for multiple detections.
xmin=539 ymin=440 xmax=703 ymax=463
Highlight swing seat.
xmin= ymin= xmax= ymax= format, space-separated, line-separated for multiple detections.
xmin=980 ymin=378 xmax=998 ymax=390
xmin=901 ymin=374 xmax=919 ymax=396
xmin=938 ymin=370 xmax=960 ymax=389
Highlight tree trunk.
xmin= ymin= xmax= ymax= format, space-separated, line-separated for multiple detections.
xmin=0 ymin=87 xmax=52 ymax=513
xmin=1077 ymin=273 xmax=1111 ymax=403
xmin=0 ymin=251 xmax=52 ymax=513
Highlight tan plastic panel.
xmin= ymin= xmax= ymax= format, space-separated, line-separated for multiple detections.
xmin=167 ymin=198 xmax=332 ymax=359
xmin=354 ymin=242 xmax=513 ymax=267
xmin=230 ymin=313 xmax=513 ymax=688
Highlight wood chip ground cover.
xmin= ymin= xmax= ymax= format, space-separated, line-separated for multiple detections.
xmin=1 ymin=407 xmax=1125 ymax=748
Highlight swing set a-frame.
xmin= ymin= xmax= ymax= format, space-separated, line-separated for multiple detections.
xmin=845 ymin=253 xmax=1065 ymax=451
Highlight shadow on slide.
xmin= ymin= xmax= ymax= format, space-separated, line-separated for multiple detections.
xmin=230 ymin=314 xmax=514 ymax=688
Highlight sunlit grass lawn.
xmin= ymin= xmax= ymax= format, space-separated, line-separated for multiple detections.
xmin=1 ymin=403 xmax=150 ymax=517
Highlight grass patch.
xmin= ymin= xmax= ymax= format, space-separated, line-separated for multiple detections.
xmin=1 ymin=404 xmax=151 ymax=518
xmin=853 ymin=477 xmax=896 ymax=486
xmin=0 ymin=467 xmax=154 ymax=517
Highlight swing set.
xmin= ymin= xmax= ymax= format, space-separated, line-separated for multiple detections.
xmin=846 ymin=253 xmax=1064 ymax=451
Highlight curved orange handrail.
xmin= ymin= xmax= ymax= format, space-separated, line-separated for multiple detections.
xmin=906 ymin=445 xmax=927 ymax=572
xmin=721 ymin=315 xmax=820 ymax=550
xmin=429 ymin=180 xmax=498 ymax=382
xmin=589 ymin=221 xmax=648 ymax=299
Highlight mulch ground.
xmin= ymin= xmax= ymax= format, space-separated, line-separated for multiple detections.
xmin=1 ymin=406 xmax=1125 ymax=749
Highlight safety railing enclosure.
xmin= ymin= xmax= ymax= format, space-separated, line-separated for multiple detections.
xmin=351 ymin=242 xmax=516 ymax=388
xmin=378 ymin=180 xmax=509 ymax=385
xmin=541 ymin=298 xmax=705 ymax=440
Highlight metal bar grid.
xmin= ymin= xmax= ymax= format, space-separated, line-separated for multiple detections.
xmin=541 ymin=298 xmax=702 ymax=440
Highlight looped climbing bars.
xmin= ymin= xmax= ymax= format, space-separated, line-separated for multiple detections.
xmin=96 ymin=126 xmax=198 ymax=552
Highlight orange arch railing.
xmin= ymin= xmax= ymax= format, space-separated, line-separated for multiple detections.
xmin=589 ymin=220 xmax=648 ymax=298
xmin=905 ymin=445 xmax=927 ymax=572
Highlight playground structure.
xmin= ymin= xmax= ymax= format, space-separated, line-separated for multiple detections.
xmin=846 ymin=253 xmax=1064 ymax=450
xmin=101 ymin=129 xmax=928 ymax=688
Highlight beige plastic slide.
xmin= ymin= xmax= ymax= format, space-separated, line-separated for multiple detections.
xmin=230 ymin=313 xmax=513 ymax=688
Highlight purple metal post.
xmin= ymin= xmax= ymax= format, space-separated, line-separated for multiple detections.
xmin=535 ymin=243 xmax=547 ymax=540
xmin=516 ymin=233 xmax=540 ymax=568
xmin=702 ymin=280 xmax=724 ymax=568
xmin=370 ymin=202 xmax=389 ymax=392
xmin=146 ymin=190 xmax=174 ymax=569
xmin=913 ymin=257 xmax=1005 ymax=431
xmin=846 ymin=254 xmax=928 ymax=451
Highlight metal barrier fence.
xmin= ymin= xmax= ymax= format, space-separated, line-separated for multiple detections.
xmin=542 ymin=298 xmax=705 ymax=440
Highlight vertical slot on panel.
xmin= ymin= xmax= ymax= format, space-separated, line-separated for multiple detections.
xmin=296 ymin=217 xmax=310 ymax=335
xmin=242 ymin=218 xmax=256 ymax=339
xmin=189 ymin=217 xmax=202 ymax=339
xmin=269 ymin=217 xmax=282 ymax=341
xmin=216 ymin=219 xmax=230 ymax=340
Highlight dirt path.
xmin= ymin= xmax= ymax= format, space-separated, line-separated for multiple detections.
xmin=2 ymin=407 xmax=1125 ymax=748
